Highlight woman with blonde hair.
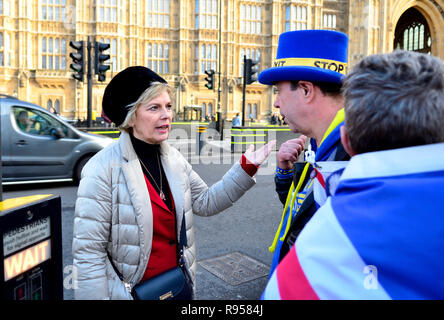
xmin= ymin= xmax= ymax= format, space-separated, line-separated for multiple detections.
xmin=73 ymin=66 xmax=275 ymax=300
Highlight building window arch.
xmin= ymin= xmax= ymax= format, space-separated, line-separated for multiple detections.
xmin=0 ymin=32 xmax=3 ymax=66
xmin=54 ymin=99 xmax=61 ymax=114
xmin=146 ymin=0 xmax=170 ymax=28
xmin=0 ymin=0 xmax=11 ymax=16
xmin=0 ymin=31 xmax=11 ymax=67
xmin=285 ymin=5 xmax=308 ymax=31
xmin=196 ymin=43 xmax=216 ymax=74
xmin=240 ymin=3 xmax=262 ymax=34
xmin=323 ymin=13 xmax=337 ymax=30
xmin=99 ymin=38 xmax=120 ymax=72
xmin=240 ymin=48 xmax=261 ymax=77
xmin=147 ymin=42 xmax=169 ymax=74
xmin=195 ymin=0 xmax=217 ymax=30
xmin=394 ymin=7 xmax=431 ymax=54
xmin=41 ymin=0 xmax=66 ymax=21
xmin=97 ymin=0 xmax=119 ymax=23
xmin=201 ymin=102 xmax=207 ymax=119
xmin=246 ymin=102 xmax=259 ymax=121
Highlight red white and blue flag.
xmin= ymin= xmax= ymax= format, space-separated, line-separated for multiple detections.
xmin=262 ymin=143 xmax=444 ymax=300
xmin=312 ymin=161 xmax=348 ymax=208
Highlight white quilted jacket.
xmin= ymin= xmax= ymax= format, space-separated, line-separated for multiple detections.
xmin=72 ymin=131 xmax=256 ymax=299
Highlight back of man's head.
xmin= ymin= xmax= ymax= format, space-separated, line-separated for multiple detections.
xmin=342 ymin=50 xmax=444 ymax=154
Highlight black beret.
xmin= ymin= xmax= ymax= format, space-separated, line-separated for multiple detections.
xmin=102 ymin=66 xmax=167 ymax=126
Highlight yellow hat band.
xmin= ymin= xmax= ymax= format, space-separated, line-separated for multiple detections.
xmin=273 ymin=58 xmax=348 ymax=75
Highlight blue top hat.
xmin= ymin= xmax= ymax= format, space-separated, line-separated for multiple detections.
xmin=258 ymin=30 xmax=349 ymax=85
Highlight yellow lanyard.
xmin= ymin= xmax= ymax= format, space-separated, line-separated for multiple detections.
xmin=268 ymin=108 xmax=344 ymax=253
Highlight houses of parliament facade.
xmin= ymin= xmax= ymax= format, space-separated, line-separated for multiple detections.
xmin=0 ymin=0 xmax=443 ymax=123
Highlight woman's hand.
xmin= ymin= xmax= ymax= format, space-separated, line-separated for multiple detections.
xmin=244 ymin=140 xmax=277 ymax=166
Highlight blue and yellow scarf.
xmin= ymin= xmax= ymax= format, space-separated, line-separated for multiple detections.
xmin=269 ymin=109 xmax=345 ymax=255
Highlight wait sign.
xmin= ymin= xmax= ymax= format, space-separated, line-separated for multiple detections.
xmin=4 ymin=239 xmax=51 ymax=281
xmin=0 ymin=195 xmax=63 ymax=300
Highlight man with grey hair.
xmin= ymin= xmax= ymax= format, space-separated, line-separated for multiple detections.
xmin=262 ymin=50 xmax=444 ymax=300
xmin=341 ymin=50 xmax=444 ymax=155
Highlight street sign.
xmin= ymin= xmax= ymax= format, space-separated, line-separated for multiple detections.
xmin=0 ymin=195 xmax=63 ymax=300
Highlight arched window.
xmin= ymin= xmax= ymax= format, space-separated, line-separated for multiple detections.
xmin=0 ymin=31 xmax=10 ymax=67
xmin=195 ymin=0 xmax=217 ymax=30
xmin=239 ymin=48 xmax=261 ymax=77
xmin=0 ymin=32 xmax=4 ymax=66
xmin=202 ymin=102 xmax=206 ymax=118
xmin=197 ymin=43 xmax=216 ymax=74
xmin=54 ymin=99 xmax=61 ymax=114
xmin=285 ymin=5 xmax=308 ymax=31
xmin=146 ymin=0 xmax=170 ymax=28
xmin=394 ymin=7 xmax=431 ymax=54
xmin=147 ymin=42 xmax=169 ymax=74
xmin=47 ymin=99 xmax=53 ymax=111
xmin=240 ymin=4 xmax=262 ymax=34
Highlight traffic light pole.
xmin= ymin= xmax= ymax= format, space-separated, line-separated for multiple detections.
xmin=70 ymin=37 xmax=109 ymax=127
xmin=216 ymin=0 xmax=222 ymax=138
xmin=87 ymin=37 xmax=93 ymax=128
xmin=242 ymin=55 xmax=247 ymax=127
xmin=0 ymin=110 xmax=2 ymax=202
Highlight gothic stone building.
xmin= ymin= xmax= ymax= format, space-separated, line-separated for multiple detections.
xmin=0 ymin=0 xmax=442 ymax=123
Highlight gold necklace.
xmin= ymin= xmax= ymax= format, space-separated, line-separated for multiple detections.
xmin=139 ymin=153 xmax=166 ymax=201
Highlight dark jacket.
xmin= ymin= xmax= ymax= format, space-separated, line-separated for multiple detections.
xmin=274 ymin=142 xmax=350 ymax=262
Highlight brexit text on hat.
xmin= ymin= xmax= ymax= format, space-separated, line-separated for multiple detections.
xmin=273 ymin=58 xmax=348 ymax=75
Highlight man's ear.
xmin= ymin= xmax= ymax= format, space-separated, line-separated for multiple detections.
xmin=298 ymin=81 xmax=314 ymax=101
xmin=340 ymin=125 xmax=357 ymax=157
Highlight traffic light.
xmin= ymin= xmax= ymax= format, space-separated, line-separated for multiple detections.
xmin=95 ymin=42 xmax=111 ymax=82
xmin=69 ymin=41 xmax=84 ymax=82
xmin=204 ymin=69 xmax=215 ymax=90
xmin=245 ymin=58 xmax=260 ymax=84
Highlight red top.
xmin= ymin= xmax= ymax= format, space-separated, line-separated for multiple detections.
xmin=240 ymin=154 xmax=259 ymax=176
xmin=141 ymin=155 xmax=257 ymax=281
xmin=141 ymin=175 xmax=178 ymax=281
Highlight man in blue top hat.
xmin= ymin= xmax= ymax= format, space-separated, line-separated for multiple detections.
xmin=258 ymin=30 xmax=351 ymax=276
xmin=262 ymin=50 xmax=444 ymax=300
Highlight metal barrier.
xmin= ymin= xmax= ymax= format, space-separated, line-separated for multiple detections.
xmin=231 ymin=127 xmax=267 ymax=153
xmin=82 ymin=128 xmax=121 ymax=140
xmin=231 ymin=126 xmax=294 ymax=153
xmin=196 ymin=126 xmax=207 ymax=155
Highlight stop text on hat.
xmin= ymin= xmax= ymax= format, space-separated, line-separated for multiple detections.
xmin=273 ymin=58 xmax=348 ymax=75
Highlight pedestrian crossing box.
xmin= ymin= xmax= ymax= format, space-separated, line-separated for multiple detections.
xmin=0 ymin=195 xmax=63 ymax=300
